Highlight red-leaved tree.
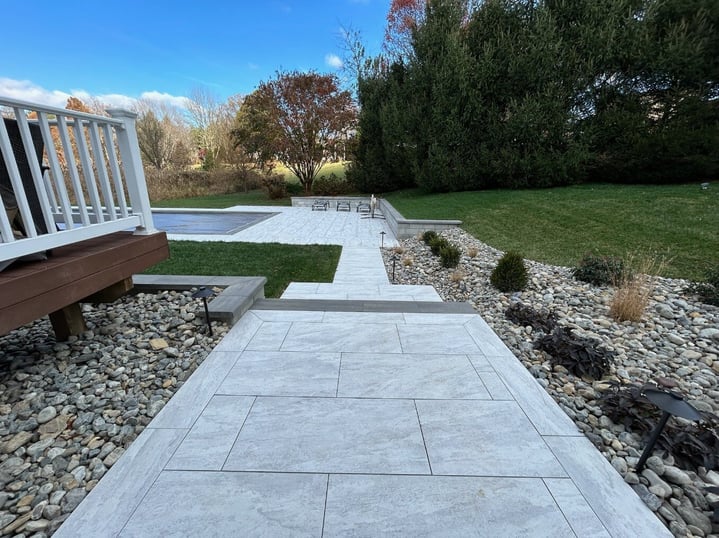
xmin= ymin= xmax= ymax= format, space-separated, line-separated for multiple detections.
xmin=383 ymin=0 xmax=427 ymax=61
xmin=233 ymin=71 xmax=356 ymax=194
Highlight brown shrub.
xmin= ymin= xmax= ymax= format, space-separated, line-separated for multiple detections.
xmin=145 ymin=167 xmax=264 ymax=201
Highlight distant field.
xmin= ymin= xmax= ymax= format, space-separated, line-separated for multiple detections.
xmin=276 ymin=161 xmax=348 ymax=182
xmin=385 ymin=183 xmax=718 ymax=281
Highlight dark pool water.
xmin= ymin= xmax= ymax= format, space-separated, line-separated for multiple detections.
xmin=151 ymin=211 xmax=276 ymax=235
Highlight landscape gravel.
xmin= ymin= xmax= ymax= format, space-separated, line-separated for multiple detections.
xmin=383 ymin=228 xmax=719 ymax=538
xmin=0 ymin=290 xmax=227 ymax=536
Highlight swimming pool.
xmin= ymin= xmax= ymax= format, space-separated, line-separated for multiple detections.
xmin=151 ymin=211 xmax=277 ymax=235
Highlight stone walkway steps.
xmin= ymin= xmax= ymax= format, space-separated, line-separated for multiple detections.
xmin=253 ymin=298 xmax=476 ymax=313
xmin=55 ymin=208 xmax=672 ymax=537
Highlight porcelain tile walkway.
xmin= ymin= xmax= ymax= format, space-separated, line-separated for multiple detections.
xmin=56 ymin=212 xmax=671 ymax=537
xmin=160 ymin=206 xmax=398 ymax=248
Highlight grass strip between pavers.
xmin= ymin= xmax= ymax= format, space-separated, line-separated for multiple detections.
xmin=144 ymin=241 xmax=341 ymax=298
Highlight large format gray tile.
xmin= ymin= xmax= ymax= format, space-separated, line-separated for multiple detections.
xmin=416 ymin=400 xmax=566 ymax=477
xmin=544 ymin=478 xmax=611 ymax=538
xmin=338 ymin=352 xmax=490 ymax=399
xmin=281 ymin=322 xmax=402 ymax=353
xmin=149 ymin=351 xmax=240 ymax=429
xmin=54 ymin=428 xmax=186 ymax=538
xmin=463 ymin=316 xmax=515 ymax=357
xmin=545 ymin=436 xmax=672 ymax=537
xmin=245 ymin=321 xmax=292 ymax=350
xmin=166 ymin=395 xmax=255 ymax=471
xmin=218 ymin=350 xmax=341 ymax=397
xmin=212 ymin=311 xmax=263 ymax=352
xmin=224 ymin=397 xmax=430 ymax=474
xmin=477 ymin=372 xmax=514 ymax=400
xmin=486 ymin=354 xmax=581 ymax=436
xmin=398 ymin=324 xmax=480 ymax=354
xmin=119 ymin=471 xmax=327 ymax=537
xmin=323 ymin=474 xmax=575 ymax=537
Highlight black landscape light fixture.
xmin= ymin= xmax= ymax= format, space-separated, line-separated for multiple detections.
xmin=192 ymin=286 xmax=215 ymax=336
xmin=635 ymin=386 xmax=703 ymax=473
xmin=380 ymin=231 xmax=386 ymax=248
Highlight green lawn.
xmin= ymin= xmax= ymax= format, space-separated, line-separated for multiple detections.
xmin=145 ymin=241 xmax=341 ymax=297
xmin=152 ymin=189 xmax=292 ymax=209
xmin=385 ymin=183 xmax=718 ymax=281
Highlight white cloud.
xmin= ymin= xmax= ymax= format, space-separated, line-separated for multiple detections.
xmin=325 ymin=54 xmax=344 ymax=70
xmin=139 ymin=91 xmax=189 ymax=109
xmin=0 ymin=77 xmax=189 ymax=111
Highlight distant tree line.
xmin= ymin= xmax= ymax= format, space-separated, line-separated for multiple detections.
xmin=348 ymin=0 xmax=719 ymax=193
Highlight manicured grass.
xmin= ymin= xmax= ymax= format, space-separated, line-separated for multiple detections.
xmin=145 ymin=241 xmax=341 ymax=297
xmin=385 ymin=183 xmax=718 ymax=281
xmin=152 ymin=189 xmax=291 ymax=209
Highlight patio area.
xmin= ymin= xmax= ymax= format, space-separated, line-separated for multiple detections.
xmin=54 ymin=206 xmax=670 ymax=537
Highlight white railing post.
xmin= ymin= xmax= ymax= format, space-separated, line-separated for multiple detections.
xmin=106 ymin=108 xmax=156 ymax=235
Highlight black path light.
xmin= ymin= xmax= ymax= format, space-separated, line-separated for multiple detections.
xmin=192 ymin=286 xmax=215 ymax=336
xmin=635 ymin=386 xmax=703 ymax=473
xmin=380 ymin=231 xmax=386 ymax=248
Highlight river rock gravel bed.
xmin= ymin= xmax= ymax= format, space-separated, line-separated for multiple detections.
xmin=383 ymin=228 xmax=719 ymax=538
xmin=0 ymin=290 xmax=227 ymax=536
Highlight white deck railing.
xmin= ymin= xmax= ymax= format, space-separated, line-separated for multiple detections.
xmin=0 ymin=96 xmax=156 ymax=264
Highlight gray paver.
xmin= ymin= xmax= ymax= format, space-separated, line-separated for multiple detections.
xmin=398 ymin=323 xmax=480 ymax=354
xmin=338 ymin=352 xmax=491 ymax=399
xmin=166 ymin=395 xmax=255 ymax=471
xmin=224 ymin=397 xmax=430 ymax=474
xmin=218 ymin=350 xmax=341 ymax=397
xmin=416 ymin=399 xmax=567 ymax=477
xmin=119 ymin=471 xmax=327 ymax=537
xmin=323 ymin=474 xmax=576 ymax=537
xmin=281 ymin=321 xmax=402 ymax=353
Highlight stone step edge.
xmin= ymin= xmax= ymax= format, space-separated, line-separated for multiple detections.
xmin=132 ymin=274 xmax=267 ymax=326
xmin=252 ymin=298 xmax=475 ymax=314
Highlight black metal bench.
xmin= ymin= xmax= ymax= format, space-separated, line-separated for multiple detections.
xmin=336 ymin=201 xmax=351 ymax=211
xmin=312 ymin=200 xmax=329 ymax=211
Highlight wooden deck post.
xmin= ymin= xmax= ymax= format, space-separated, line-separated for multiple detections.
xmin=49 ymin=303 xmax=87 ymax=341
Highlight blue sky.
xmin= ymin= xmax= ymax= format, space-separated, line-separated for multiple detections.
xmin=0 ymin=0 xmax=388 ymax=108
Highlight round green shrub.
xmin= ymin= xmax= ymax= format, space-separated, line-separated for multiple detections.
xmin=573 ymin=252 xmax=625 ymax=286
xmin=422 ymin=230 xmax=438 ymax=244
xmin=428 ymin=236 xmax=449 ymax=256
xmin=490 ymin=251 xmax=528 ymax=292
xmin=439 ymin=244 xmax=461 ymax=268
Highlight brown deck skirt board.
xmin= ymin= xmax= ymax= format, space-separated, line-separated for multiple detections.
xmin=0 ymin=231 xmax=168 ymax=335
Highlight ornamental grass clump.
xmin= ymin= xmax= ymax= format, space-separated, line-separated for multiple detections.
xmin=609 ymin=254 xmax=665 ymax=322
xmin=490 ymin=251 xmax=528 ymax=292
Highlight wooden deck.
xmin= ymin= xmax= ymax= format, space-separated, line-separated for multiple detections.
xmin=0 ymin=231 xmax=169 ymax=337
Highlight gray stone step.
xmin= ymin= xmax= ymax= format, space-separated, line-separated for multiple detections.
xmin=252 ymin=298 xmax=475 ymax=314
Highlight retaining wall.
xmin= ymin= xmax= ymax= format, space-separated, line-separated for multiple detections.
xmin=290 ymin=196 xmax=462 ymax=239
